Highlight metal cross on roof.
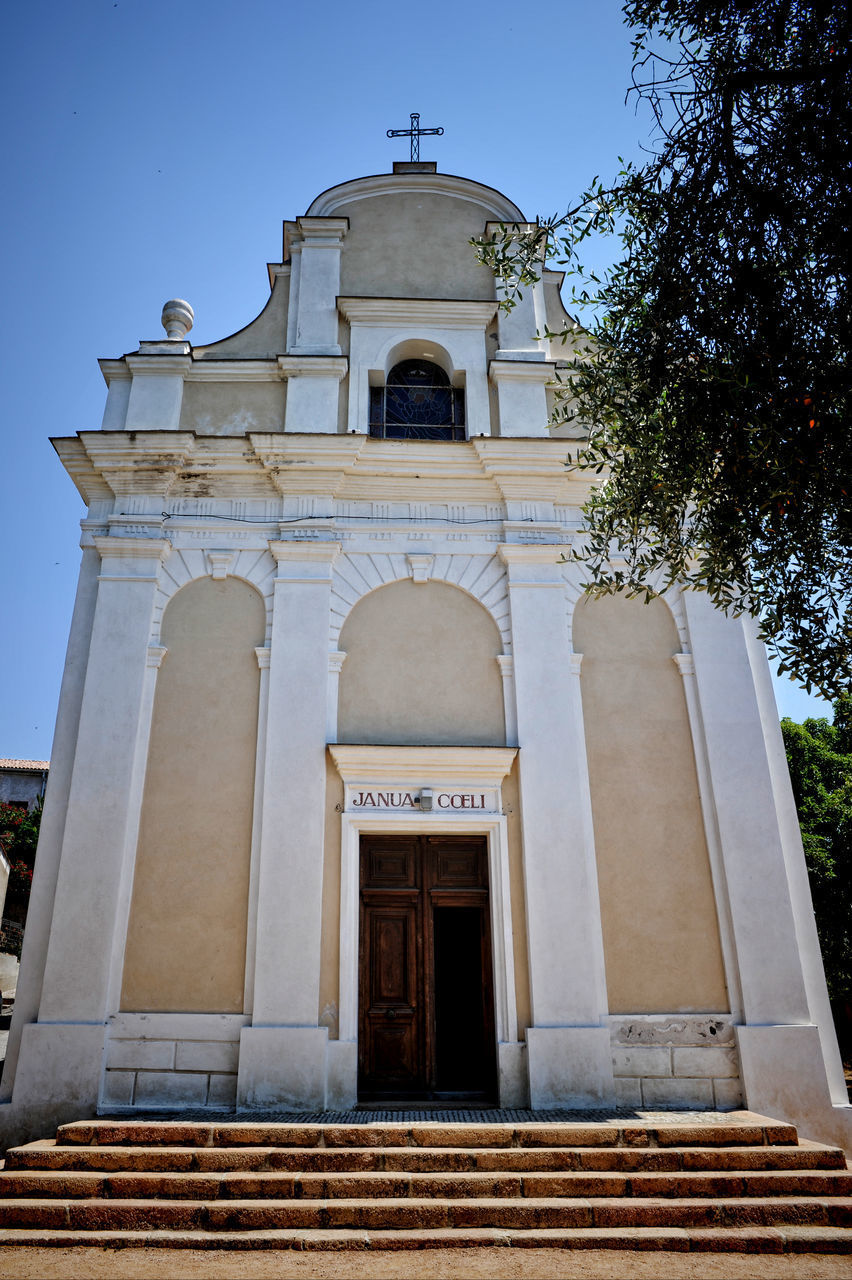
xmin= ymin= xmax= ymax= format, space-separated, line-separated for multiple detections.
xmin=386 ymin=112 xmax=444 ymax=163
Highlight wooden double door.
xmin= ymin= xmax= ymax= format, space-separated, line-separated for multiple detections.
xmin=358 ymin=834 xmax=497 ymax=1101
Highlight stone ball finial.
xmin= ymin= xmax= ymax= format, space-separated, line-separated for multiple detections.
xmin=161 ymin=298 xmax=194 ymax=340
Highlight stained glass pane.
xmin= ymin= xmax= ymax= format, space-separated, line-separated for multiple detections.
xmin=369 ymin=361 xmax=465 ymax=440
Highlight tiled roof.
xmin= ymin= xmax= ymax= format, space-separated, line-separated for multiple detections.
xmin=0 ymin=760 xmax=49 ymax=771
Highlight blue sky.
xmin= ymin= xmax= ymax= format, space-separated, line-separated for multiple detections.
xmin=0 ymin=0 xmax=832 ymax=760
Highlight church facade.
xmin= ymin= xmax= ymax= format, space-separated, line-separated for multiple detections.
xmin=2 ymin=160 xmax=849 ymax=1149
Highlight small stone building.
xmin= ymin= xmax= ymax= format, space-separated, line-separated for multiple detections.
xmin=0 ymin=762 xmax=49 ymax=814
xmin=0 ymin=160 xmax=848 ymax=1150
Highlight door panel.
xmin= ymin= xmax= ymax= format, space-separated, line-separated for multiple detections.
xmin=358 ymin=834 xmax=497 ymax=1100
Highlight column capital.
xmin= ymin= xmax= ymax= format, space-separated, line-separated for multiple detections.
xmin=268 ymin=539 xmax=341 ymax=581
xmin=673 ymin=651 xmax=695 ymax=676
xmin=328 ymin=650 xmax=347 ymax=675
xmin=498 ymin=543 xmax=566 ymax=585
xmin=94 ymin=535 xmax=171 ymax=558
xmin=277 ymin=355 xmax=348 ymax=380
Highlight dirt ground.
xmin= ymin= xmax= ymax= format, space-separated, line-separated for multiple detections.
xmin=0 ymin=1248 xmax=850 ymax=1280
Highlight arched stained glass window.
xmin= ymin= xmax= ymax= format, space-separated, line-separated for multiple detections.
xmin=369 ymin=360 xmax=465 ymax=440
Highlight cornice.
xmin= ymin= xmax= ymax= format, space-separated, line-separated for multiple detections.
xmin=328 ymin=744 xmax=518 ymax=786
xmin=76 ymin=432 xmax=195 ymax=498
xmin=98 ymin=358 xmax=131 ymax=385
xmin=249 ymin=435 xmax=366 ymax=462
xmin=307 ymin=172 xmax=524 ymax=223
xmin=337 ymin=297 xmax=497 ymax=328
xmin=51 ymin=438 xmax=114 ymax=504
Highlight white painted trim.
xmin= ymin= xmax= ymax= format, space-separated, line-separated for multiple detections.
xmin=330 ymin=551 xmax=511 ymax=654
xmin=496 ymin=655 xmax=518 ymax=748
xmin=205 ymin=550 xmax=236 ymax=580
xmin=743 ymin=618 xmax=847 ymax=1100
xmin=326 ymin=651 xmax=347 ymax=741
xmin=307 ymin=172 xmax=524 ymax=223
xmin=336 ymin=809 xmax=518 ymax=1052
xmin=185 ymin=361 xmax=280 ymax=383
xmin=338 ymin=298 xmax=497 ymax=328
xmin=151 ymin=547 xmax=277 ymax=648
xmin=243 ymin=657 xmax=270 ymax=1017
xmin=328 ymin=744 xmax=517 ymax=786
xmin=277 ymin=356 xmax=348 ymax=380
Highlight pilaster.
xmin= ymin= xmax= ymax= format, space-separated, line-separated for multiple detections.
xmin=125 ymin=348 xmax=191 ymax=430
xmin=0 ymin=545 xmax=101 ymax=1107
xmin=278 ymin=355 xmax=348 ymax=434
xmin=489 ymin=360 xmax=554 ymax=438
xmin=484 ymin=222 xmax=548 ymax=363
xmin=288 ymin=217 xmax=348 ymax=355
xmin=237 ymin=539 xmax=341 ymax=1110
xmin=10 ymin=536 xmax=171 ymax=1119
xmin=498 ymin=544 xmax=614 ymax=1108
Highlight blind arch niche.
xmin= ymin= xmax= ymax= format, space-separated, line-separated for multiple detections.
xmin=337 ymin=580 xmax=505 ymax=746
xmin=121 ymin=575 xmax=265 ymax=1013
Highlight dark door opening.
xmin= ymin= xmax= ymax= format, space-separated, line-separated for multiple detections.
xmin=358 ymin=834 xmax=496 ymax=1102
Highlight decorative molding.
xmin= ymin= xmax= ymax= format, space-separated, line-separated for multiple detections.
xmin=93 ymin=536 xmax=172 ymax=563
xmin=498 ymin=542 xmax=566 ymax=587
xmin=489 ymin=359 xmax=556 ymax=383
xmin=205 ymin=549 xmax=236 ymax=580
xmin=307 ymin=172 xmax=524 ymax=223
xmin=296 ymin=215 xmax=349 ymax=241
xmin=338 ymin=297 xmax=497 ymax=328
xmin=673 ymin=652 xmax=695 ymax=677
xmin=98 ymin=359 xmax=131 ymax=385
xmin=329 ymin=550 xmax=512 ymax=654
xmin=150 ymin=546 xmax=277 ymax=648
xmin=328 ymin=744 xmax=518 ymax=787
xmin=185 ymin=360 xmax=280 ymax=383
xmin=568 ymin=652 xmax=584 ymax=676
xmin=268 ymin=537 xmax=342 ymax=578
xmin=146 ymin=646 xmax=168 ymax=669
xmin=277 ymin=356 xmax=348 ymax=380
xmin=126 ymin=354 xmax=192 ymax=377
xmin=328 ymin=650 xmax=347 ymax=674
xmin=406 ymin=553 xmax=434 ymax=583
xmin=496 ymin=655 xmax=514 ymax=677
xmin=255 ymin=647 xmax=271 ymax=670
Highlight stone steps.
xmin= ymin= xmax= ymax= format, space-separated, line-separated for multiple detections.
xmin=1 ymin=1194 xmax=851 ymax=1230
xmin=7 ymin=1140 xmax=845 ymax=1174
xmin=0 ymin=1112 xmax=849 ymax=1254
xmin=1 ymin=1225 xmax=851 ymax=1253
xmin=2 ymin=1167 xmax=851 ymax=1200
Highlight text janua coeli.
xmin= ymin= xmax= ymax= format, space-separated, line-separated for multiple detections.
xmin=350 ymin=792 xmax=488 ymax=809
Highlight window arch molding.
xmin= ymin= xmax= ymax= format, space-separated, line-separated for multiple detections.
xmin=369 ymin=347 xmax=465 ymax=440
xmin=338 ymin=298 xmax=497 ymax=437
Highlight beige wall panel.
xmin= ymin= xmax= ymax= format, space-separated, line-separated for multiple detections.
xmin=194 ymin=276 xmax=289 ymax=359
xmin=338 ymin=194 xmax=497 ymax=301
xmin=121 ymin=576 xmax=265 ymax=1013
xmin=179 ymin=381 xmax=285 ymax=435
xmin=574 ymin=593 xmax=729 ymax=1013
xmin=338 ymin=580 xmax=505 ymax=746
xmin=319 ymin=756 xmax=344 ymax=1037
xmin=503 ymin=758 xmax=531 ymax=1038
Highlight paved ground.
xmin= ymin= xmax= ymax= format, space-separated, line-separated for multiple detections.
xmin=0 ymin=1246 xmax=850 ymax=1279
